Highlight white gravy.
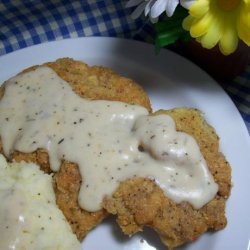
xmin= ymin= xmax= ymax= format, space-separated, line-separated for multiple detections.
xmin=0 ymin=66 xmax=218 ymax=212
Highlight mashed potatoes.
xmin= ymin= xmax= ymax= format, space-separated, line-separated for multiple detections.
xmin=0 ymin=154 xmax=81 ymax=250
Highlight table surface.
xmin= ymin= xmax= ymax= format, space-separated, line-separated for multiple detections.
xmin=0 ymin=0 xmax=249 ymax=133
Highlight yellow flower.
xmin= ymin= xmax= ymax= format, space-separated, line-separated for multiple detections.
xmin=182 ymin=0 xmax=250 ymax=55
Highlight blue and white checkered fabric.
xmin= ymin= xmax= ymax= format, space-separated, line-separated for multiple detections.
xmin=0 ymin=0 xmax=249 ymax=133
xmin=0 ymin=0 xmax=153 ymax=55
xmin=226 ymin=65 xmax=250 ymax=133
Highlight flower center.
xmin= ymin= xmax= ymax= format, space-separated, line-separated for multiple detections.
xmin=218 ymin=0 xmax=240 ymax=11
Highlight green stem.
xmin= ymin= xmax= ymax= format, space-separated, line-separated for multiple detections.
xmin=154 ymin=6 xmax=192 ymax=53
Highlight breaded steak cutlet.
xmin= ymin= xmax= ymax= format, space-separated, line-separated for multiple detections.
xmin=0 ymin=58 xmax=152 ymax=240
xmin=0 ymin=58 xmax=231 ymax=249
xmin=102 ymin=108 xmax=231 ymax=249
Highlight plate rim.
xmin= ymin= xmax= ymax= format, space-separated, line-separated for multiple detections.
xmin=0 ymin=36 xmax=250 ymax=250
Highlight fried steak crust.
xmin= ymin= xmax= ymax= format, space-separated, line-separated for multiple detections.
xmin=0 ymin=59 xmax=231 ymax=248
xmin=102 ymin=108 xmax=231 ymax=249
xmin=0 ymin=58 xmax=152 ymax=240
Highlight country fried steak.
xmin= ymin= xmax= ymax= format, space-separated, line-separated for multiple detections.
xmin=0 ymin=58 xmax=152 ymax=240
xmin=0 ymin=58 xmax=231 ymax=249
xmin=102 ymin=108 xmax=231 ymax=249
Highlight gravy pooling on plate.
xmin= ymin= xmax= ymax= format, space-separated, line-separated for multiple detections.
xmin=0 ymin=66 xmax=218 ymax=212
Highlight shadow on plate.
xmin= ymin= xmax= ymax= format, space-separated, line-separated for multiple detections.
xmin=101 ymin=215 xmax=166 ymax=250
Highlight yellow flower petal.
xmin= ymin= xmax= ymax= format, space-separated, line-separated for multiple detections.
xmin=200 ymin=19 xmax=222 ymax=49
xmin=190 ymin=13 xmax=212 ymax=37
xmin=237 ymin=3 xmax=250 ymax=45
xmin=196 ymin=37 xmax=202 ymax=43
xmin=183 ymin=0 xmax=249 ymax=55
xmin=182 ymin=15 xmax=195 ymax=31
xmin=219 ymin=18 xmax=239 ymax=55
xmin=189 ymin=0 xmax=209 ymax=18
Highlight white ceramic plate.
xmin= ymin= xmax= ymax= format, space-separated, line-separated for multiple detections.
xmin=0 ymin=37 xmax=250 ymax=250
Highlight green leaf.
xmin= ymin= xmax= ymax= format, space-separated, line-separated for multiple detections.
xmin=154 ymin=6 xmax=192 ymax=53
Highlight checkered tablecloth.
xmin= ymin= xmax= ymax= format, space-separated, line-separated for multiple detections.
xmin=0 ymin=0 xmax=249 ymax=133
